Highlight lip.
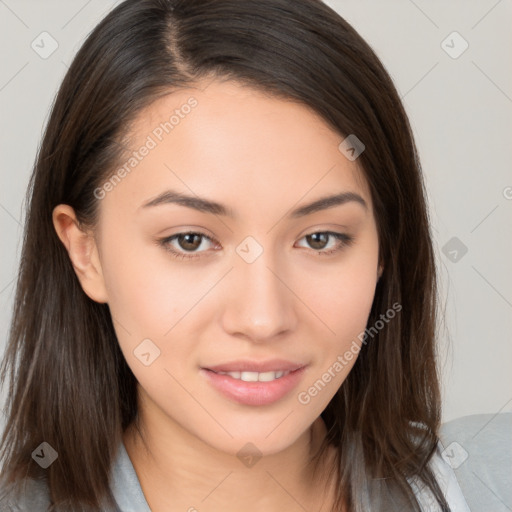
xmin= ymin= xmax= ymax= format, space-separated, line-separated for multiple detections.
xmin=204 ymin=359 xmax=305 ymax=373
xmin=200 ymin=364 xmax=307 ymax=406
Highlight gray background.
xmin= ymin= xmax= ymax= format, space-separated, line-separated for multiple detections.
xmin=0 ymin=0 xmax=511 ymax=428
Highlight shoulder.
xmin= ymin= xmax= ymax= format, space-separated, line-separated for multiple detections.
xmin=428 ymin=443 xmax=471 ymax=511
xmin=407 ymin=441 xmax=471 ymax=512
xmin=0 ymin=472 xmax=121 ymax=511
xmin=0 ymin=437 xmax=135 ymax=512
xmin=0 ymin=474 xmax=51 ymax=511
xmin=439 ymin=412 xmax=512 ymax=512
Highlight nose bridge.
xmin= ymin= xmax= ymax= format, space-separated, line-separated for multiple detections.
xmin=222 ymin=239 xmax=297 ymax=340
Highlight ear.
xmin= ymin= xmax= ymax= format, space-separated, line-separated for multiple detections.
xmin=377 ymin=263 xmax=384 ymax=280
xmin=52 ymin=204 xmax=108 ymax=303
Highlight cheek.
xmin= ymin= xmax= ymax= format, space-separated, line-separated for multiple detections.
xmin=297 ymin=238 xmax=379 ymax=344
xmin=98 ymin=228 xmax=220 ymax=381
xmin=305 ymin=272 xmax=376 ymax=372
xmin=333 ymin=261 xmax=377 ymax=331
xmin=99 ymin=245 xmax=196 ymax=391
xmin=293 ymin=249 xmax=378 ymax=410
xmin=99 ymin=230 xmax=196 ymax=335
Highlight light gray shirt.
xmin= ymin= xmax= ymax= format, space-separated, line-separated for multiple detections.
xmin=0 ymin=441 xmax=150 ymax=512
xmin=0 ymin=439 xmax=470 ymax=511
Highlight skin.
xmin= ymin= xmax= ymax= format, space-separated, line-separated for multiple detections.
xmin=53 ymin=79 xmax=382 ymax=512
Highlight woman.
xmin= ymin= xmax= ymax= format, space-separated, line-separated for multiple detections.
xmin=0 ymin=0 xmax=470 ymax=510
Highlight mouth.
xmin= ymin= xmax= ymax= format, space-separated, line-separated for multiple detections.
xmin=203 ymin=358 xmax=305 ymax=374
xmin=200 ymin=361 xmax=307 ymax=406
xmin=208 ymin=369 xmax=293 ymax=382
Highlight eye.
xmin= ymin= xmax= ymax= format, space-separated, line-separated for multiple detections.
xmin=295 ymin=231 xmax=354 ymax=255
xmin=158 ymin=230 xmax=354 ymax=261
xmin=159 ymin=232 xmax=219 ymax=260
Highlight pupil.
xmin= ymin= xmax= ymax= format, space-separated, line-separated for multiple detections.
xmin=179 ymin=233 xmax=201 ymax=251
xmin=308 ymin=233 xmax=328 ymax=249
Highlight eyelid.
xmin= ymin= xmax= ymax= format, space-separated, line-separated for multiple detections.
xmin=295 ymin=231 xmax=354 ymax=255
xmin=158 ymin=228 xmax=354 ymax=260
xmin=159 ymin=230 xmax=220 ymax=260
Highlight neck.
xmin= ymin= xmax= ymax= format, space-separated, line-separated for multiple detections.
xmin=123 ymin=396 xmax=336 ymax=511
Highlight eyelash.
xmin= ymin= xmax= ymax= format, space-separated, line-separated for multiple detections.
xmin=158 ymin=231 xmax=354 ymax=261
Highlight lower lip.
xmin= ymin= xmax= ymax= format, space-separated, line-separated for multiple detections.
xmin=200 ymin=367 xmax=306 ymax=406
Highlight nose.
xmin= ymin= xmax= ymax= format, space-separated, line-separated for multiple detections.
xmin=220 ymin=250 xmax=298 ymax=343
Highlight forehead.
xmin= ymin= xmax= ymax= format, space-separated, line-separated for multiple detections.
xmin=102 ymin=79 xmax=372 ymax=219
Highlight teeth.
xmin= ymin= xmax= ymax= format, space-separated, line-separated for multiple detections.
xmin=217 ymin=370 xmax=291 ymax=382
xmin=241 ymin=371 xmax=259 ymax=382
xmin=258 ymin=371 xmax=278 ymax=382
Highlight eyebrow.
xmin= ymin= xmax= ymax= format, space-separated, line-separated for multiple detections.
xmin=140 ymin=189 xmax=367 ymax=218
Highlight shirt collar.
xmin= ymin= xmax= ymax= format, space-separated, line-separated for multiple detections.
xmin=107 ymin=439 xmax=152 ymax=512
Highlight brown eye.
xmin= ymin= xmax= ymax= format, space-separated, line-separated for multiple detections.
xmin=296 ymin=231 xmax=354 ymax=256
xmin=176 ymin=233 xmax=203 ymax=251
xmin=306 ymin=233 xmax=329 ymax=250
xmin=159 ymin=231 xmax=219 ymax=260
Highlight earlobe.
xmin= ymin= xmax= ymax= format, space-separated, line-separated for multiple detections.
xmin=52 ymin=204 xmax=109 ymax=303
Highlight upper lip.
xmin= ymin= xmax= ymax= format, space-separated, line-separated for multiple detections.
xmin=203 ymin=359 xmax=306 ymax=373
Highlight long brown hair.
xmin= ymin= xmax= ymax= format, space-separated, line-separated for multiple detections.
xmin=0 ymin=0 xmax=448 ymax=510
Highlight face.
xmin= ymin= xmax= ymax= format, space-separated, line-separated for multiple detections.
xmin=90 ymin=79 xmax=381 ymax=456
